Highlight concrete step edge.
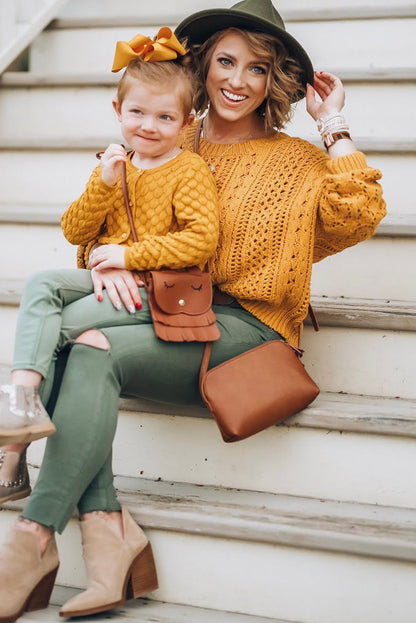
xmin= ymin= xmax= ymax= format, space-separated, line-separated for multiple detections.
xmin=2 ymin=68 xmax=416 ymax=85
xmin=1 ymin=278 xmax=415 ymax=333
xmin=1 ymin=136 xmax=414 ymax=153
xmin=0 ymin=361 xmax=415 ymax=439
xmin=5 ymin=474 xmax=416 ymax=563
xmin=1 ymin=205 xmax=414 ymax=238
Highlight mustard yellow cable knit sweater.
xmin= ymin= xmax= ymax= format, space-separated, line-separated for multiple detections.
xmin=74 ymin=127 xmax=386 ymax=346
xmin=179 ymin=125 xmax=386 ymax=346
xmin=62 ymin=149 xmax=219 ymax=271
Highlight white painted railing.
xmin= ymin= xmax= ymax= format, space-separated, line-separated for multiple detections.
xmin=0 ymin=0 xmax=69 ymax=74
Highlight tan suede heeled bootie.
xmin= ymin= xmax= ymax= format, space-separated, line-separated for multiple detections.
xmin=0 ymin=525 xmax=59 ymax=623
xmin=59 ymin=506 xmax=158 ymax=618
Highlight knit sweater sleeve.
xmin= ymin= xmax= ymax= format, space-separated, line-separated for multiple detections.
xmin=124 ymin=156 xmax=219 ymax=271
xmin=313 ymin=151 xmax=387 ymax=262
xmin=61 ymin=166 xmax=116 ymax=245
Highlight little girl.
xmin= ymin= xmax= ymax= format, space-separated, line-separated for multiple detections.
xmin=0 ymin=28 xmax=219 ymax=503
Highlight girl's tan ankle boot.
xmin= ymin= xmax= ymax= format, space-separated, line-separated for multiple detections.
xmin=59 ymin=506 xmax=158 ymax=618
xmin=0 ymin=525 xmax=59 ymax=623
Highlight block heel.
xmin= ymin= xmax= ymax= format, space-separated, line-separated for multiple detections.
xmin=26 ymin=565 xmax=59 ymax=612
xmin=129 ymin=542 xmax=159 ymax=598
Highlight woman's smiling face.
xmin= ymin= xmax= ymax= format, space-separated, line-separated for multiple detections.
xmin=206 ymin=30 xmax=269 ymax=124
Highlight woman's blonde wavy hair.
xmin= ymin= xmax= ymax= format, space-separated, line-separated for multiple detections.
xmin=188 ymin=28 xmax=306 ymax=133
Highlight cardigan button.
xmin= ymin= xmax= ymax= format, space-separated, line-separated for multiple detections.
xmin=178 ymin=299 xmax=185 ymax=306
xmin=121 ymin=233 xmax=127 ymax=238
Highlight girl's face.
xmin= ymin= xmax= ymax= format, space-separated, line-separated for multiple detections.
xmin=206 ymin=31 xmax=269 ymax=125
xmin=113 ymin=80 xmax=190 ymax=161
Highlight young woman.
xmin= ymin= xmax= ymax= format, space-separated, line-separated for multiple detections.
xmin=0 ymin=1 xmax=386 ymax=621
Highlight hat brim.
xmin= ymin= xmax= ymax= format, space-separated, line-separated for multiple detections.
xmin=175 ymin=9 xmax=314 ymax=90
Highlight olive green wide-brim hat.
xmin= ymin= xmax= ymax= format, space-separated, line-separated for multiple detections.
xmin=175 ymin=0 xmax=314 ymax=94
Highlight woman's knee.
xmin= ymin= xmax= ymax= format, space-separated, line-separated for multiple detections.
xmin=23 ymin=269 xmax=60 ymax=292
xmin=75 ymin=330 xmax=111 ymax=350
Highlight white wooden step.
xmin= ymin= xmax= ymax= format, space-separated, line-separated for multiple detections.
xmin=28 ymin=16 xmax=416 ymax=74
xmin=100 ymin=395 xmax=416 ymax=507
xmin=0 ymin=280 xmax=416 ymax=398
xmin=0 ymin=219 xmax=413 ymax=302
xmin=1 ymin=278 xmax=415 ymax=332
xmin=0 ymin=356 xmax=414 ymax=507
xmin=310 ymin=236 xmax=416 ymax=301
xmin=0 ymin=223 xmax=75 ymax=279
xmin=0 ymin=278 xmax=415 ymax=398
xmin=1 ymin=81 xmax=414 ymax=142
xmin=56 ymin=0 xmax=416 ymax=24
xmin=0 ymin=148 xmax=412 ymax=218
xmin=2 ymin=477 xmax=416 ymax=622
xmin=1 ymin=204 xmax=415 ymax=238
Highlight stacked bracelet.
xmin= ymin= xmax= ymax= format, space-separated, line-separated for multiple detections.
xmin=317 ymin=113 xmax=351 ymax=148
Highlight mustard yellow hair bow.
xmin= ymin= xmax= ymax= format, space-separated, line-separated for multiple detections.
xmin=112 ymin=27 xmax=187 ymax=72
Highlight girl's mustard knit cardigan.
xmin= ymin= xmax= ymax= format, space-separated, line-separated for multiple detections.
xmin=180 ymin=127 xmax=386 ymax=346
xmin=64 ymin=149 xmax=219 ymax=271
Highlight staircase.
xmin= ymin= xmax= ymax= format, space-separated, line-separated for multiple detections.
xmin=1 ymin=1 xmax=416 ymax=622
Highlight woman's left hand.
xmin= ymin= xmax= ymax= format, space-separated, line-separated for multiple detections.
xmin=306 ymin=71 xmax=346 ymax=121
xmin=89 ymin=244 xmax=127 ymax=271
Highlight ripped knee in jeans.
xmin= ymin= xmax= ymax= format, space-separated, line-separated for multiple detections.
xmin=75 ymin=330 xmax=110 ymax=350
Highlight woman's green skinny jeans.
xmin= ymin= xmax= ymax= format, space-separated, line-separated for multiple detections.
xmin=18 ymin=270 xmax=281 ymax=532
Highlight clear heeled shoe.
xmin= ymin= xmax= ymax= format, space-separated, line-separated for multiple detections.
xmin=0 ymin=385 xmax=56 ymax=446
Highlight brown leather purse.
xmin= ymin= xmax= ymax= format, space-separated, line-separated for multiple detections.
xmin=142 ymin=268 xmax=220 ymax=342
xmin=120 ymin=163 xmax=220 ymax=342
xmin=199 ymin=340 xmax=320 ymax=443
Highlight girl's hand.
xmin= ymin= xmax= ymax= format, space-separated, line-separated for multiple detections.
xmin=90 ymin=244 xmax=127 ymax=270
xmin=306 ymin=71 xmax=346 ymax=121
xmin=90 ymin=267 xmax=144 ymax=311
xmin=100 ymin=143 xmax=127 ymax=186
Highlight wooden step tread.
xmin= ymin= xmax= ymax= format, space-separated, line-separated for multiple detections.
xmin=1 ymin=135 xmax=414 ymax=153
xmin=1 ymin=356 xmax=415 ymax=440
xmin=1 ymin=205 xmax=415 ymax=237
xmin=2 ymin=68 xmax=416 ymax=86
xmin=1 ymin=278 xmax=415 ymax=333
xmin=50 ymin=5 xmax=416 ymax=29
xmin=6 ymin=475 xmax=416 ymax=564
xmin=25 ymin=585 xmax=292 ymax=623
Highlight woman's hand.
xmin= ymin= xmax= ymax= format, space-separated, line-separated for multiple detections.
xmin=306 ymin=71 xmax=346 ymax=121
xmin=99 ymin=144 xmax=127 ymax=186
xmin=90 ymin=244 xmax=126 ymax=270
xmin=90 ymin=266 xmax=143 ymax=312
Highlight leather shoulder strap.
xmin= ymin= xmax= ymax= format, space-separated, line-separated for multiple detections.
xmin=121 ymin=162 xmax=138 ymax=243
xmin=199 ymin=342 xmax=213 ymax=387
